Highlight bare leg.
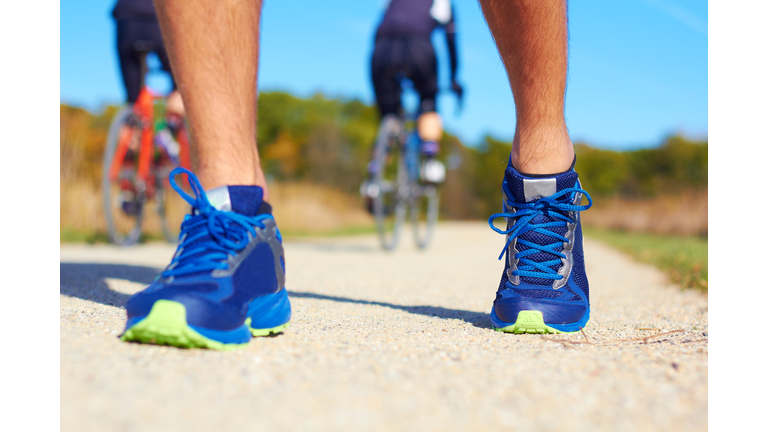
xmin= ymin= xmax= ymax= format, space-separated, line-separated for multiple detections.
xmin=154 ymin=0 xmax=269 ymax=198
xmin=417 ymin=112 xmax=443 ymax=141
xmin=478 ymin=0 xmax=573 ymax=174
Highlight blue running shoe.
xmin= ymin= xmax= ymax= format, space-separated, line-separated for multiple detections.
xmin=488 ymin=159 xmax=593 ymax=334
xmin=121 ymin=167 xmax=291 ymax=350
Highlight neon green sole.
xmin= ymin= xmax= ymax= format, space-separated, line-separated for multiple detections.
xmin=120 ymin=300 xmax=249 ymax=351
xmin=492 ymin=310 xmax=589 ymax=334
xmin=250 ymin=322 xmax=291 ymax=337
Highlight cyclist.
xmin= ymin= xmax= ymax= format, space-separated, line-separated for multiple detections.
xmin=366 ymin=0 xmax=464 ymax=192
xmin=112 ymin=0 xmax=184 ymax=117
xmin=112 ymin=0 xmax=185 ymax=163
xmin=118 ymin=0 xmax=593 ymax=349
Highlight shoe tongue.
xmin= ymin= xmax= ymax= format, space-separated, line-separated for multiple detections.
xmin=504 ymin=164 xmax=579 ymax=203
xmin=171 ymin=184 xmax=267 ymax=281
xmin=503 ymin=162 xmax=579 ymax=286
xmin=205 ymin=185 xmax=265 ymax=216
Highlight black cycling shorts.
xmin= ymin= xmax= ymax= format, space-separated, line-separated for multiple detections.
xmin=370 ymin=36 xmax=438 ymax=117
xmin=116 ymin=19 xmax=175 ymax=103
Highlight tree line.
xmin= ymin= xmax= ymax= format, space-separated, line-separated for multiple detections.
xmin=60 ymin=91 xmax=707 ymax=220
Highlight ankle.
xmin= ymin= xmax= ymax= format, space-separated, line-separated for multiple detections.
xmin=510 ymin=149 xmax=574 ymax=175
xmin=510 ymin=129 xmax=574 ymax=175
xmin=197 ymin=165 xmax=270 ymax=202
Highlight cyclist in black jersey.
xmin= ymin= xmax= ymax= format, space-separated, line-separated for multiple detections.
xmin=112 ymin=0 xmax=183 ymax=114
xmin=371 ymin=0 xmax=464 ymax=144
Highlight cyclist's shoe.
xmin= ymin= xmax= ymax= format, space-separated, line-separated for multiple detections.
xmin=420 ymin=158 xmax=446 ymax=184
xmin=121 ymin=167 xmax=291 ymax=350
xmin=488 ymin=158 xmax=593 ymax=334
xmin=418 ymin=141 xmax=446 ymax=184
xmin=119 ymin=190 xmax=141 ymax=216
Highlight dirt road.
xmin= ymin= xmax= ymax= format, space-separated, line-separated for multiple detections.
xmin=60 ymin=222 xmax=707 ymax=431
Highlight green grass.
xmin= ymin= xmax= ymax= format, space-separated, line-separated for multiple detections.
xmin=60 ymin=228 xmax=110 ymax=244
xmin=583 ymin=227 xmax=708 ymax=292
xmin=60 ymin=225 xmax=377 ymax=244
xmin=60 ymin=228 xmax=164 ymax=244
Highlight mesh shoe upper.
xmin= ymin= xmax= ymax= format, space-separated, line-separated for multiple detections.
xmin=488 ymin=160 xmax=593 ymax=325
xmin=125 ymin=168 xmax=286 ymax=331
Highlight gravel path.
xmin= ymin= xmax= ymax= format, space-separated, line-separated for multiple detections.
xmin=60 ymin=222 xmax=708 ymax=432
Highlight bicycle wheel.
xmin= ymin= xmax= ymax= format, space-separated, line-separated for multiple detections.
xmin=372 ymin=115 xmax=408 ymax=250
xmin=103 ymin=105 xmax=144 ymax=245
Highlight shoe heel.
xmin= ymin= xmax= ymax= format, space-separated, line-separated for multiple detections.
xmin=247 ymin=288 xmax=292 ymax=336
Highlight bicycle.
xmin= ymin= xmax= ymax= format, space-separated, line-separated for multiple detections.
xmin=102 ymin=41 xmax=192 ymax=245
xmin=362 ymin=80 xmax=452 ymax=251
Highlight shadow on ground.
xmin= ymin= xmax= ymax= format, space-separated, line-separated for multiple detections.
xmin=289 ymin=291 xmax=491 ymax=329
xmin=59 ymin=262 xmax=491 ymax=328
xmin=60 ymin=263 xmax=160 ymax=308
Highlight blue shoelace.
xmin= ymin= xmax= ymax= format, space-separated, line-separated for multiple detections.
xmin=162 ymin=167 xmax=271 ymax=279
xmin=488 ymin=187 xmax=592 ymax=281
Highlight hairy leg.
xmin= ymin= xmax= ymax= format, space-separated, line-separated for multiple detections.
xmin=478 ymin=0 xmax=573 ymax=174
xmin=154 ymin=0 xmax=269 ymax=197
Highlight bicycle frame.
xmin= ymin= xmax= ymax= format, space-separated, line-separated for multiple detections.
xmin=107 ymin=86 xmax=192 ymax=198
xmin=395 ymin=80 xmax=425 ymax=184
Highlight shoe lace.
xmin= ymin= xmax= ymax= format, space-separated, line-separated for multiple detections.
xmin=487 ymin=187 xmax=592 ymax=281
xmin=162 ymin=167 xmax=271 ymax=279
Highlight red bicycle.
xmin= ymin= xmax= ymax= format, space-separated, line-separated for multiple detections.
xmin=102 ymin=44 xmax=192 ymax=245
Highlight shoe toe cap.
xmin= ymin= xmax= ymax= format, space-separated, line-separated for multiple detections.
xmin=127 ymin=285 xmax=244 ymax=331
xmin=493 ymin=296 xmax=586 ymax=325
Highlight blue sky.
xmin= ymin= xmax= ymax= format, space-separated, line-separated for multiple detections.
xmin=60 ymin=0 xmax=707 ymax=150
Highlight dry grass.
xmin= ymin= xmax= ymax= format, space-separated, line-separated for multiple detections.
xmin=60 ymin=177 xmax=374 ymax=242
xmin=582 ymin=191 xmax=708 ymax=237
xmin=60 ymin=110 xmax=108 ymax=239
xmin=60 ymin=179 xmax=181 ymax=240
xmin=267 ymin=182 xmax=374 ymax=235
xmin=60 ymin=180 xmax=106 ymax=234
